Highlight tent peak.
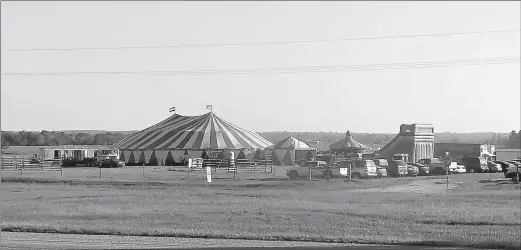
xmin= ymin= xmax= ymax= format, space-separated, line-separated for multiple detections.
xmin=346 ymin=130 xmax=352 ymax=137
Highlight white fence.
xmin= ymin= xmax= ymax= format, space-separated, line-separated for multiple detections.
xmin=168 ymin=159 xmax=273 ymax=173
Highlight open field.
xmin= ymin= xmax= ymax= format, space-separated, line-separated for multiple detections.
xmin=1 ymin=169 xmax=520 ymax=249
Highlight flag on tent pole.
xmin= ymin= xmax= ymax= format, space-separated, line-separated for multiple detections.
xmin=169 ymin=107 xmax=176 ymax=113
xmin=206 ymin=105 xmax=212 ymax=112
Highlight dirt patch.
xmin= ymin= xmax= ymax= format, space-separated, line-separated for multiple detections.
xmin=356 ymin=179 xmax=459 ymax=194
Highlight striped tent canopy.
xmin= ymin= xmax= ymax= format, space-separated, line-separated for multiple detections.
xmin=329 ymin=130 xmax=369 ymax=152
xmin=112 ymin=112 xmax=273 ymax=150
xmin=270 ymin=136 xmax=313 ymax=150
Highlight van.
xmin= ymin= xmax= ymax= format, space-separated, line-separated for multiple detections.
xmin=387 ymin=160 xmax=409 ymax=177
xmin=461 ymin=157 xmax=487 ymax=173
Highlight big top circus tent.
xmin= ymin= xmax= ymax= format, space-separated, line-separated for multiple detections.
xmin=112 ymin=112 xmax=273 ymax=165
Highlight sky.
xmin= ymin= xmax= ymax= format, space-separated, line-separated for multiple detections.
xmin=1 ymin=1 xmax=520 ymax=133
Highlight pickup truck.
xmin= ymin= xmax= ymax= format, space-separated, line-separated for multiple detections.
xmin=286 ymin=161 xmax=339 ymax=180
xmin=417 ymin=158 xmax=449 ymax=175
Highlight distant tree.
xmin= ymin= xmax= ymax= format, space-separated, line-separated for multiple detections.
xmin=506 ymin=130 xmax=519 ymax=148
xmin=489 ymin=133 xmax=496 ymax=145
xmin=515 ymin=130 xmax=521 ymax=149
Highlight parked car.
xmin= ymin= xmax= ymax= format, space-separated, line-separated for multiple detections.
xmin=487 ymin=161 xmax=502 ymax=173
xmin=407 ymin=162 xmax=430 ymax=176
xmin=417 ymin=158 xmax=448 ymax=175
xmin=505 ymin=161 xmax=521 ymax=180
xmin=98 ymin=158 xmax=125 ymax=168
xmin=373 ymin=159 xmax=389 ymax=178
xmin=387 ymin=160 xmax=409 ymax=177
xmin=286 ymin=161 xmax=340 ymax=180
xmin=407 ymin=164 xmax=419 ymax=176
xmin=461 ymin=157 xmax=488 ymax=173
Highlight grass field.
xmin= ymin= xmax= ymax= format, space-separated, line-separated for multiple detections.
xmin=1 ymin=168 xmax=520 ymax=249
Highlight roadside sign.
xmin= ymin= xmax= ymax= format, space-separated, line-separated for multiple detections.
xmin=340 ymin=168 xmax=348 ymax=176
xmin=206 ymin=166 xmax=212 ymax=183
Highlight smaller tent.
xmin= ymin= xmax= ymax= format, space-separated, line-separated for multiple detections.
xmin=329 ymin=131 xmax=369 ymax=158
xmin=268 ymin=136 xmax=316 ymax=166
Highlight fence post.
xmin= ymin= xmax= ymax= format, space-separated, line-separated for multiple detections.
xmin=348 ymin=162 xmax=352 ymax=183
xmin=446 ymin=164 xmax=450 ymax=190
xmin=60 ymin=165 xmax=63 ymax=176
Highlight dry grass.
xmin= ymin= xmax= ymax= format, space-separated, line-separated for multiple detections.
xmin=1 ymin=169 xmax=520 ymax=249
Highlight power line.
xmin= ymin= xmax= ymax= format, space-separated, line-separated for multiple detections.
xmin=8 ymin=29 xmax=520 ymax=52
xmin=2 ymin=57 xmax=518 ymax=76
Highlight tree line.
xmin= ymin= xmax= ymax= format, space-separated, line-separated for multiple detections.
xmin=1 ymin=130 xmax=128 ymax=147
xmin=1 ymin=130 xmax=519 ymax=149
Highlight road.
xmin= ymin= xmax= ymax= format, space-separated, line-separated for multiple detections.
xmin=1 ymin=232 xmax=474 ymax=250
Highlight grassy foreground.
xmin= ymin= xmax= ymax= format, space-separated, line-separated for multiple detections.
xmin=1 ymin=170 xmax=520 ymax=249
